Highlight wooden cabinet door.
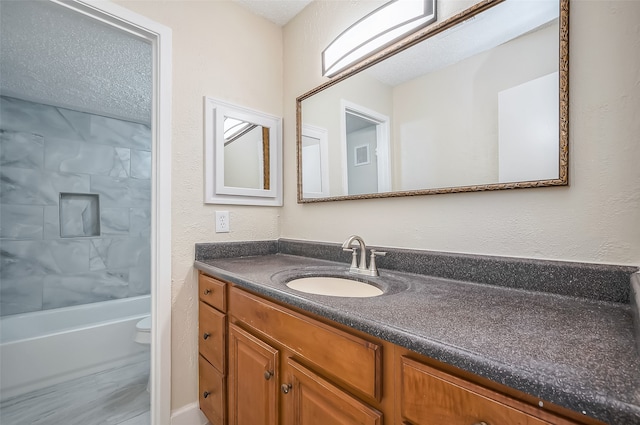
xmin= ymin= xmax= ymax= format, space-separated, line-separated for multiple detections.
xmin=399 ymin=357 xmax=557 ymax=425
xmin=228 ymin=323 xmax=279 ymax=425
xmin=283 ymin=358 xmax=382 ymax=425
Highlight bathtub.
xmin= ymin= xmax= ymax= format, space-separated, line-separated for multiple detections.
xmin=0 ymin=295 xmax=150 ymax=400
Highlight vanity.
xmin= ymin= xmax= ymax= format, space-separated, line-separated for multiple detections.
xmin=194 ymin=239 xmax=640 ymax=425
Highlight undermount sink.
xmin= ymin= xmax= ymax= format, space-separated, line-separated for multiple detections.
xmin=286 ymin=276 xmax=384 ymax=298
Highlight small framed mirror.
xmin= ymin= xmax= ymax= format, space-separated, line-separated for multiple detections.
xmin=204 ymin=97 xmax=282 ymax=206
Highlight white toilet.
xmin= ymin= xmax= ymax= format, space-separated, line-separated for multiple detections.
xmin=134 ymin=315 xmax=152 ymax=344
xmin=134 ymin=315 xmax=152 ymax=391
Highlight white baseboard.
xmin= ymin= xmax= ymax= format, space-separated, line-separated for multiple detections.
xmin=170 ymin=402 xmax=209 ymax=425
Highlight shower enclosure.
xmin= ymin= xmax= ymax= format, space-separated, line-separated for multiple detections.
xmin=0 ymin=1 xmax=156 ymax=423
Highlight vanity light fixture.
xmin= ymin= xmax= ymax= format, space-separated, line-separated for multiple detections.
xmin=322 ymin=0 xmax=436 ymax=77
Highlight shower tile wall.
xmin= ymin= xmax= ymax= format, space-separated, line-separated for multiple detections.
xmin=0 ymin=96 xmax=151 ymax=316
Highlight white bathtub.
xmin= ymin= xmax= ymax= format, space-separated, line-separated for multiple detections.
xmin=0 ymin=295 xmax=150 ymax=400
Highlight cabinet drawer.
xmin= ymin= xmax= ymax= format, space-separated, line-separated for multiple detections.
xmin=199 ymin=301 xmax=226 ymax=373
xmin=230 ymin=287 xmax=382 ymax=401
xmin=199 ymin=273 xmax=226 ymax=312
xmin=400 ymin=357 xmax=555 ymax=425
xmin=199 ymin=355 xmax=226 ymax=425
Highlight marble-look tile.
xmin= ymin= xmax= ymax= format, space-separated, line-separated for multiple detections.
xmin=129 ymin=208 xmax=150 ymax=237
xmin=0 ymin=166 xmax=90 ymax=206
xmin=90 ymin=175 xmax=150 ymax=208
xmin=102 ymin=208 xmax=130 ymax=235
xmin=0 ymin=354 xmax=149 ymax=425
xmin=59 ymin=193 xmax=100 ymax=237
xmin=0 ymin=276 xmax=43 ymax=316
xmin=0 ymin=130 xmax=44 ymax=169
xmin=0 ymin=97 xmax=81 ymax=141
xmin=0 ymin=240 xmax=90 ymax=279
xmin=57 ymin=107 xmax=92 ymax=138
xmin=44 ymin=136 xmax=131 ymax=177
xmin=114 ymin=148 xmax=131 ymax=177
xmin=0 ymin=205 xmax=44 ymax=240
xmin=129 ymin=265 xmax=150 ymax=295
xmin=42 ymin=270 xmax=130 ymax=309
xmin=130 ymin=149 xmax=151 ymax=179
xmin=79 ymin=114 xmax=151 ymax=151
xmin=90 ymin=237 xmax=150 ymax=270
xmin=43 ymin=205 xmax=60 ymax=239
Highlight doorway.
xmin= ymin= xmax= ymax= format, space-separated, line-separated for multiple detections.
xmin=340 ymin=101 xmax=391 ymax=195
xmin=0 ymin=1 xmax=171 ymax=424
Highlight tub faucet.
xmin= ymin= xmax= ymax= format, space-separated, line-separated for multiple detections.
xmin=341 ymin=235 xmax=386 ymax=276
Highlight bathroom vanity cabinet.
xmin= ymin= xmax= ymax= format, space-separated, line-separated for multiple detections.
xmin=198 ymin=271 xmax=604 ymax=425
xmin=198 ymin=273 xmax=228 ymax=424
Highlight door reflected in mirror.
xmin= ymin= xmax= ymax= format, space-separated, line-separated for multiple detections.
xmin=297 ymin=0 xmax=568 ymax=202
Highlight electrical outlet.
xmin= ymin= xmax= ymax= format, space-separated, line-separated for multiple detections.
xmin=215 ymin=211 xmax=230 ymax=233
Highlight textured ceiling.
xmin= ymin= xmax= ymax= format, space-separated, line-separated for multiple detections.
xmin=234 ymin=0 xmax=313 ymax=26
xmin=0 ymin=1 xmax=152 ymax=124
xmin=0 ymin=0 xmax=309 ymax=124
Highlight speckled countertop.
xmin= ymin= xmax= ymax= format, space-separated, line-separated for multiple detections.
xmin=194 ymin=245 xmax=640 ymax=425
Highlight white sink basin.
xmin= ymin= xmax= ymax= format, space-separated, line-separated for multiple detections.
xmin=286 ymin=276 xmax=383 ymax=298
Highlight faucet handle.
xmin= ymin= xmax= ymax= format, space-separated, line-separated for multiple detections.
xmin=343 ymin=247 xmax=359 ymax=271
xmin=368 ymin=250 xmax=387 ymax=276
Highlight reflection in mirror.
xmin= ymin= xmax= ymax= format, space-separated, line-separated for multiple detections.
xmin=223 ymin=117 xmax=270 ymax=190
xmin=297 ymin=0 xmax=568 ymax=202
xmin=204 ymin=97 xmax=282 ymax=206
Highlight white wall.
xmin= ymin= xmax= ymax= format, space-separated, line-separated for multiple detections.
xmin=282 ymin=0 xmax=640 ymax=267
xmin=116 ymin=0 xmax=283 ymax=412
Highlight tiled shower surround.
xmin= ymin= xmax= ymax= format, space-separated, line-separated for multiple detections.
xmin=0 ymin=96 xmax=151 ymax=316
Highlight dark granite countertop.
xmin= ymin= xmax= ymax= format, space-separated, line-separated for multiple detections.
xmin=194 ymin=244 xmax=640 ymax=425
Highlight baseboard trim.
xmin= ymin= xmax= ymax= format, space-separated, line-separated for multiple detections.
xmin=170 ymin=402 xmax=209 ymax=425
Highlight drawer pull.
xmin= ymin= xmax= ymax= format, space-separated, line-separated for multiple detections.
xmin=204 ymin=289 xmax=211 ymax=295
xmin=264 ymin=370 xmax=273 ymax=380
xmin=203 ymin=332 xmax=210 ymax=340
xmin=472 ymin=422 xmax=489 ymax=425
xmin=203 ymin=391 xmax=210 ymax=399
xmin=281 ymin=384 xmax=292 ymax=394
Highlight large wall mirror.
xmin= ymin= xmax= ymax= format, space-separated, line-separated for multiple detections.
xmin=297 ymin=0 xmax=568 ymax=202
xmin=204 ymin=97 xmax=282 ymax=206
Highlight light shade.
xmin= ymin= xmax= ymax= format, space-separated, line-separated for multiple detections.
xmin=322 ymin=0 xmax=436 ymax=77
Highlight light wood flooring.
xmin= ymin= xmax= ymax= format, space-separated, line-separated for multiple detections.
xmin=0 ymin=354 xmax=149 ymax=425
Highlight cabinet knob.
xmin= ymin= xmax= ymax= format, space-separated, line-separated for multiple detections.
xmin=281 ymin=384 xmax=292 ymax=394
xmin=204 ymin=289 xmax=211 ymax=295
xmin=203 ymin=391 xmax=210 ymax=399
xmin=203 ymin=333 xmax=210 ymax=340
xmin=264 ymin=370 xmax=273 ymax=380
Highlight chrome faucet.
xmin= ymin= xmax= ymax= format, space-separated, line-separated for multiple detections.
xmin=341 ymin=235 xmax=386 ymax=276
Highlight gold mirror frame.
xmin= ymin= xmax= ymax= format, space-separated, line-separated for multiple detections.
xmin=296 ymin=0 xmax=569 ymax=203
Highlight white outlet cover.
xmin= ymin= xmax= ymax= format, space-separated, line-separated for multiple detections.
xmin=215 ymin=211 xmax=230 ymax=233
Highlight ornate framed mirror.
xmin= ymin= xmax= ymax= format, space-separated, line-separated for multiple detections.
xmin=297 ymin=0 xmax=568 ymax=203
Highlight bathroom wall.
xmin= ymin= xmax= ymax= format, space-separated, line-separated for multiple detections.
xmin=115 ymin=0 xmax=283 ymax=412
xmin=282 ymin=0 xmax=640 ymax=267
xmin=0 ymin=96 xmax=151 ymax=316
xmin=112 ymin=0 xmax=639 ymax=416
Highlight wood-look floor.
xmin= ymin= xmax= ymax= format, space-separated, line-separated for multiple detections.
xmin=0 ymin=354 xmax=149 ymax=425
